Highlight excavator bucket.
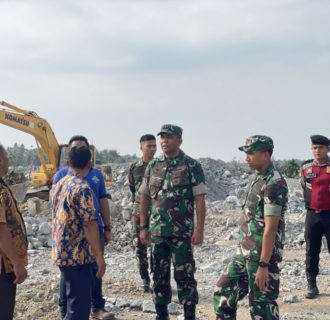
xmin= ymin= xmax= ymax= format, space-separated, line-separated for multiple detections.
xmin=4 ymin=171 xmax=28 ymax=203
xmin=10 ymin=182 xmax=29 ymax=203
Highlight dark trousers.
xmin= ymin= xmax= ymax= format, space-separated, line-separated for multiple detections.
xmin=60 ymin=264 xmax=94 ymax=320
xmin=0 ymin=271 xmax=16 ymax=320
xmin=305 ymin=209 xmax=330 ymax=278
xmin=59 ymin=227 xmax=105 ymax=318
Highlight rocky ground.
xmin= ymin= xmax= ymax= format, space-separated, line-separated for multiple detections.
xmin=9 ymin=161 xmax=330 ymax=320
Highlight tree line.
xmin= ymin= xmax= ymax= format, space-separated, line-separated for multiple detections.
xmin=6 ymin=144 xmax=138 ymax=167
xmin=227 ymin=158 xmax=301 ymax=178
xmin=6 ymin=144 xmax=301 ymax=178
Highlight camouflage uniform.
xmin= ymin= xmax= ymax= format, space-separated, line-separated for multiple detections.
xmin=214 ymin=136 xmax=288 ymax=320
xmin=128 ymin=159 xmax=150 ymax=283
xmin=139 ymin=150 xmax=206 ymax=306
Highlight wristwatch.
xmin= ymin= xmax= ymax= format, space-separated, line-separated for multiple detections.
xmin=104 ymin=225 xmax=111 ymax=232
xmin=258 ymin=261 xmax=270 ymax=268
xmin=140 ymin=224 xmax=148 ymax=230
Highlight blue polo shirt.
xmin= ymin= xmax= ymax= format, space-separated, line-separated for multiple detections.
xmin=53 ymin=167 xmax=107 ymax=227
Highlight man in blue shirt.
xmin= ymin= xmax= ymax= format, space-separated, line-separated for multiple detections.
xmin=53 ymin=135 xmax=113 ymax=320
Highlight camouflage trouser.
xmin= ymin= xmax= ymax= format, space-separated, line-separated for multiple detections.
xmin=151 ymin=236 xmax=198 ymax=305
xmin=132 ymin=215 xmax=150 ymax=281
xmin=213 ymin=253 xmax=280 ymax=320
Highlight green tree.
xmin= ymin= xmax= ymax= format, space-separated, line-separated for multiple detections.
xmin=284 ymin=159 xmax=300 ymax=178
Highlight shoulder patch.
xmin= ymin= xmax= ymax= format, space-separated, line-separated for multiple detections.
xmin=301 ymin=159 xmax=313 ymax=170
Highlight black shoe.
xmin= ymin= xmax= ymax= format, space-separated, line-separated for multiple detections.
xmin=306 ymin=275 xmax=319 ymax=299
xmin=306 ymin=283 xmax=319 ymax=299
xmin=184 ymin=304 xmax=196 ymax=320
xmin=142 ymin=278 xmax=150 ymax=292
xmin=155 ymin=304 xmax=169 ymax=320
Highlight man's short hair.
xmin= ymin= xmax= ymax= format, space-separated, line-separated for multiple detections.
xmin=68 ymin=146 xmax=91 ymax=169
xmin=140 ymin=134 xmax=156 ymax=143
xmin=68 ymin=135 xmax=90 ymax=147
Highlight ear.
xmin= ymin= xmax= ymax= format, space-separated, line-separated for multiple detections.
xmin=265 ymin=151 xmax=271 ymax=161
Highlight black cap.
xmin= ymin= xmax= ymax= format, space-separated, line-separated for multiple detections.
xmin=310 ymin=135 xmax=330 ymax=146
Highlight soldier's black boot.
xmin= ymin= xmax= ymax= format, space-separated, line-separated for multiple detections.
xmin=184 ymin=304 xmax=196 ymax=320
xmin=306 ymin=274 xmax=319 ymax=299
xmin=155 ymin=304 xmax=169 ymax=320
xmin=142 ymin=278 xmax=150 ymax=293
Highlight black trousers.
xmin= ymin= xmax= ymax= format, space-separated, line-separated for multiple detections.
xmin=305 ymin=209 xmax=330 ymax=277
xmin=0 ymin=271 xmax=17 ymax=320
xmin=60 ymin=263 xmax=94 ymax=320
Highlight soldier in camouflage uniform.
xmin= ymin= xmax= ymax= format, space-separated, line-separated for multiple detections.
xmin=139 ymin=124 xmax=206 ymax=320
xmin=213 ymin=135 xmax=288 ymax=320
xmin=128 ymin=134 xmax=157 ymax=292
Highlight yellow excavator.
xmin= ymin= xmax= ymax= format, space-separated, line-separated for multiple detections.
xmin=0 ymin=100 xmax=112 ymax=200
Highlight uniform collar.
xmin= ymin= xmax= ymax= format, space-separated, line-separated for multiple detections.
xmin=136 ymin=158 xmax=146 ymax=166
xmin=68 ymin=167 xmax=92 ymax=177
xmin=257 ymin=162 xmax=274 ymax=179
xmin=159 ymin=150 xmax=185 ymax=163
xmin=312 ymin=157 xmax=330 ymax=166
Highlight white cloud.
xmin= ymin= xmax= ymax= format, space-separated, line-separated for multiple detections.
xmin=0 ymin=0 xmax=329 ymax=160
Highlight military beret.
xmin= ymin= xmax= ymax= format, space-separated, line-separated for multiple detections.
xmin=239 ymin=135 xmax=274 ymax=153
xmin=310 ymin=135 xmax=330 ymax=146
xmin=157 ymin=124 xmax=183 ymax=137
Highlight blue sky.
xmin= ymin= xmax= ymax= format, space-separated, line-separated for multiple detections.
xmin=0 ymin=0 xmax=329 ymax=161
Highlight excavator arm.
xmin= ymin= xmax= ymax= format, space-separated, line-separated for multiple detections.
xmin=0 ymin=100 xmax=112 ymax=195
xmin=0 ymin=101 xmax=60 ymax=186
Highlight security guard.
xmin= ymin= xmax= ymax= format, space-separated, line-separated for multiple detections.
xmin=128 ymin=134 xmax=157 ymax=292
xmin=300 ymin=134 xmax=330 ymax=299
xmin=139 ymin=124 xmax=206 ymax=320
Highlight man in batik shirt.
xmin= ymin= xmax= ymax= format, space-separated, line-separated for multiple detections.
xmin=51 ymin=146 xmax=105 ymax=320
xmin=0 ymin=144 xmax=28 ymax=320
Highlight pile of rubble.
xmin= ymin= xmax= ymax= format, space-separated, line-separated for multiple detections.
xmin=4 ymin=170 xmax=26 ymax=185
xmin=12 ymin=159 xmax=330 ymax=320
xmin=17 ymin=159 xmax=308 ymax=254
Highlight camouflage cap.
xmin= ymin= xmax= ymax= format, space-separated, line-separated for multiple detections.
xmin=310 ymin=135 xmax=330 ymax=146
xmin=157 ymin=124 xmax=183 ymax=137
xmin=238 ymin=135 xmax=274 ymax=153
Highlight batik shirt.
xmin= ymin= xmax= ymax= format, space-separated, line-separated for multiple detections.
xmin=53 ymin=167 xmax=107 ymax=227
xmin=51 ymin=176 xmax=97 ymax=267
xmin=0 ymin=179 xmax=28 ymax=274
